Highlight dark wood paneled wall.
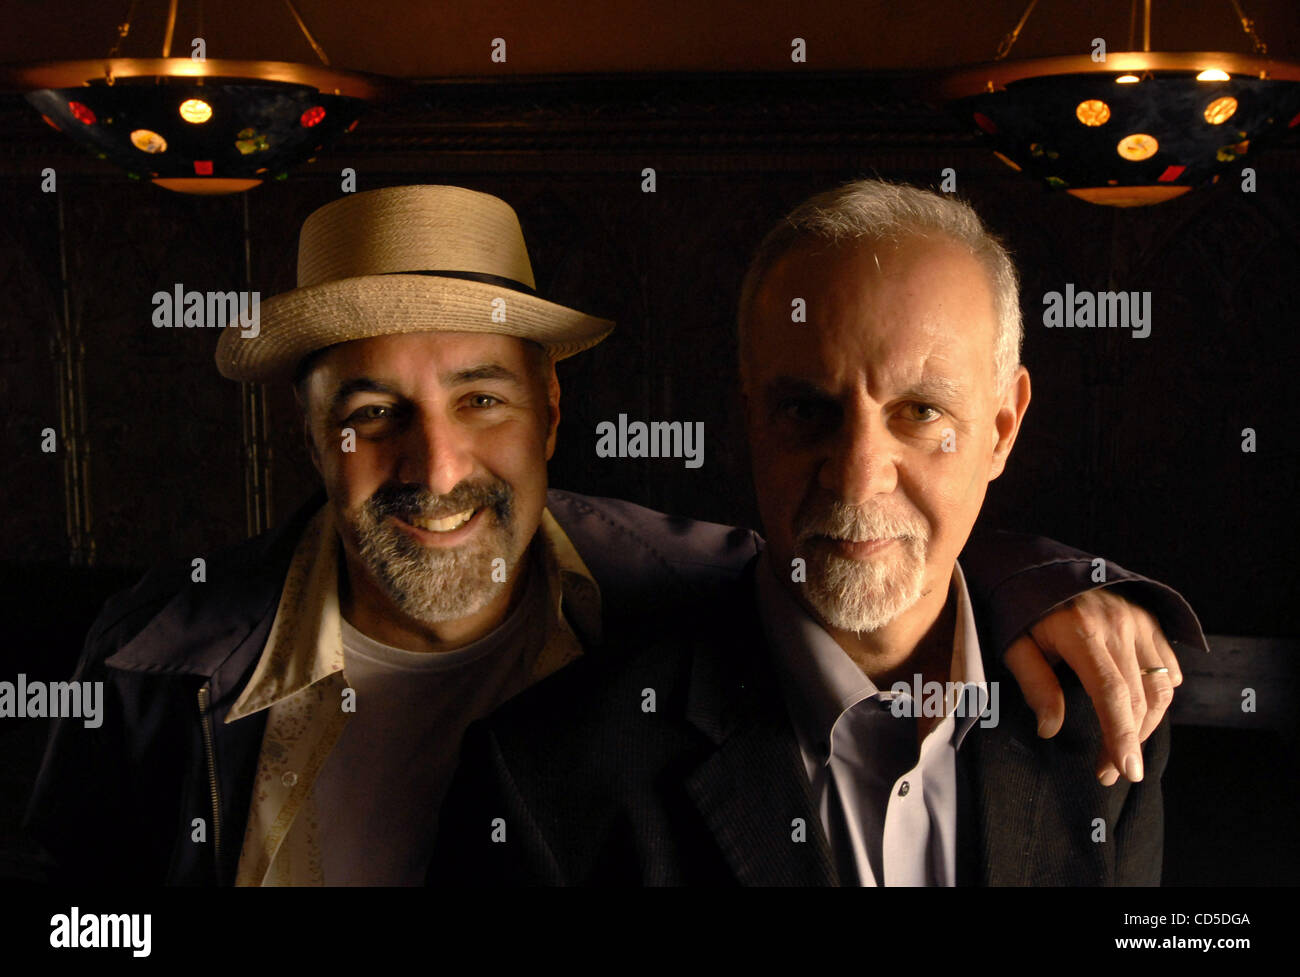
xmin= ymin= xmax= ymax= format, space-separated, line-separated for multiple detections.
xmin=2 ymin=75 xmax=1297 ymax=637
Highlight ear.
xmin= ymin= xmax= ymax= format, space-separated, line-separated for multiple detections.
xmin=543 ymin=359 xmax=561 ymax=461
xmin=295 ymin=384 xmax=323 ymax=476
xmin=989 ymin=366 xmax=1031 ymax=481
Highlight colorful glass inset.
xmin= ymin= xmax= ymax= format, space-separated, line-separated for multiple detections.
xmin=1203 ymin=97 xmax=1238 ymax=125
xmin=1117 ymin=133 xmax=1158 ymax=160
xmin=235 ymin=127 xmax=270 ymax=155
xmin=179 ymin=99 xmax=213 ymax=123
xmin=1075 ymin=99 xmax=1110 ymax=126
xmin=130 ymin=129 xmax=167 ymax=153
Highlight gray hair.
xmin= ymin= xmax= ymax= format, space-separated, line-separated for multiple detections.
xmin=737 ymin=179 xmax=1023 ymax=390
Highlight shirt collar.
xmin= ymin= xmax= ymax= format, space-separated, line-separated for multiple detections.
xmin=227 ymin=502 xmax=601 ymax=723
xmin=755 ymin=551 xmax=987 ymax=760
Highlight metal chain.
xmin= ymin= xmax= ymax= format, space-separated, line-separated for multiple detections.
xmin=106 ymin=0 xmax=142 ymax=58
xmin=994 ymin=0 xmax=1041 ymax=61
xmin=283 ymin=0 xmax=332 ymax=66
xmin=1227 ymin=0 xmax=1268 ymax=55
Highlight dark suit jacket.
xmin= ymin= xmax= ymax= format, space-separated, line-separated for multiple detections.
xmin=428 ymin=557 xmax=1173 ymax=886
xmin=19 ymin=488 xmax=756 ymax=885
xmin=22 ymin=488 xmax=1197 ymax=885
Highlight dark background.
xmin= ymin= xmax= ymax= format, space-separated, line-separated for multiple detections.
xmin=1 ymin=0 xmax=1297 ymax=886
xmin=3 ymin=77 xmax=1297 ymax=636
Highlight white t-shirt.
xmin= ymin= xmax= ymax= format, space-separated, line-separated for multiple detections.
xmin=309 ymin=561 xmax=548 ymax=885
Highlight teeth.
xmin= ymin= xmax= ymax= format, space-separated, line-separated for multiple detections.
xmin=409 ymin=508 xmax=475 ymax=533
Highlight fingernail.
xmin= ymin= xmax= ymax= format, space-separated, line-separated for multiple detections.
xmin=1098 ymin=768 xmax=1120 ymax=786
xmin=1123 ymin=753 xmax=1144 ymax=781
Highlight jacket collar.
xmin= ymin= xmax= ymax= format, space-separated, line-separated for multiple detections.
xmin=681 ymin=556 xmax=1055 ymax=887
xmin=102 ymin=488 xmax=603 ymax=708
xmin=104 ymin=488 xmax=328 ymax=696
xmin=225 ymin=502 xmax=602 ymax=725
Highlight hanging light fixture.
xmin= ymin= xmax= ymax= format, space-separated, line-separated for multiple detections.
xmin=1 ymin=1 xmax=400 ymax=194
xmin=933 ymin=0 xmax=1300 ymax=206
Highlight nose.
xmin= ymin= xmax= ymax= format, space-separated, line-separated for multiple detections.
xmin=396 ymin=407 xmax=476 ymax=497
xmin=817 ymin=404 xmax=898 ymax=505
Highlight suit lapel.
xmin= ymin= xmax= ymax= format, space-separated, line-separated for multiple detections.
xmin=962 ymin=714 xmax=1044 ymax=884
xmin=681 ymin=564 xmax=837 ymax=886
xmin=959 ymin=645 xmax=1049 ymax=885
xmin=105 ymin=491 xmax=326 ymax=884
xmin=671 ymin=557 xmax=1108 ymax=887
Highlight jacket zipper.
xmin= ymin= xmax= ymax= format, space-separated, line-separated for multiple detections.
xmin=197 ymin=682 xmax=224 ymax=883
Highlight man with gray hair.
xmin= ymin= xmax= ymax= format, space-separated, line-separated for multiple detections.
xmin=430 ymin=178 xmax=1205 ymax=885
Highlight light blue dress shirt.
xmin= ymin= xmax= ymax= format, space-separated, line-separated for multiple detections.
xmin=755 ymin=551 xmax=992 ymax=886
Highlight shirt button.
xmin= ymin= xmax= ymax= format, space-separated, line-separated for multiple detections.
xmin=281 ymin=771 xmax=299 ymax=787
xmin=899 ymin=780 xmax=910 ymax=797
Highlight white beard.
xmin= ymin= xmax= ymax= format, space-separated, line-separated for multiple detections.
xmin=793 ymin=499 xmax=929 ymax=633
xmin=800 ymin=536 xmax=927 ymax=633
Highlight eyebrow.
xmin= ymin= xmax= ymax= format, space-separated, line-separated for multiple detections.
xmin=762 ymin=376 xmax=830 ymax=402
xmin=761 ymin=374 xmax=967 ymax=403
xmin=444 ymin=363 xmax=524 ymax=386
xmin=326 ymin=363 xmax=527 ymax=415
xmin=905 ymin=376 xmax=966 ymax=403
xmin=328 ymin=378 xmax=400 ymax=416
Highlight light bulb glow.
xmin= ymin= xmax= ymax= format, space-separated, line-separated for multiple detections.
xmin=179 ymin=99 xmax=213 ymax=124
xmin=1117 ymin=133 xmax=1158 ymax=160
xmin=1076 ymin=99 xmax=1110 ymax=126
xmin=1204 ymin=96 xmax=1238 ymax=125
xmin=130 ymin=129 xmax=167 ymax=153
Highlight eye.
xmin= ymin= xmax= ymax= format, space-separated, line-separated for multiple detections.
xmin=900 ymin=403 xmax=942 ymax=423
xmin=777 ymin=398 xmax=834 ymax=425
xmin=347 ymin=403 xmax=395 ymax=423
xmin=467 ymin=393 xmax=502 ymax=409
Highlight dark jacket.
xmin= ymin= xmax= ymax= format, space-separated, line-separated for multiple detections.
xmin=428 ymin=556 xmax=1178 ymax=886
xmin=23 ymin=489 xmax=1203 ymax=885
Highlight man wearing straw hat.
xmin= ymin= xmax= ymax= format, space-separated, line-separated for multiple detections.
xmin=26 ymin=184 xmax=1194 ymax=885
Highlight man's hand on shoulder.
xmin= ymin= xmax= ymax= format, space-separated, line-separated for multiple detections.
xmin=1004 ymin=591 xmax=1182 ymax=786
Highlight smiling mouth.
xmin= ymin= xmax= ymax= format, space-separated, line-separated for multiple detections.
xmin=404 ymin=507 xmax=477 ymax=533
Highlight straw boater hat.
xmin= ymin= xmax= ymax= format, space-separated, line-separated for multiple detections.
xmin=215 ymin=184 xmax=614 ymax=383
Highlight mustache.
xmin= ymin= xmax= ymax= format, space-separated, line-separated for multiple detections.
xmin=794 ymin=498 xmax=928 ymax=545
xmin=364 ymin=479 xmax=513 ymax=523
